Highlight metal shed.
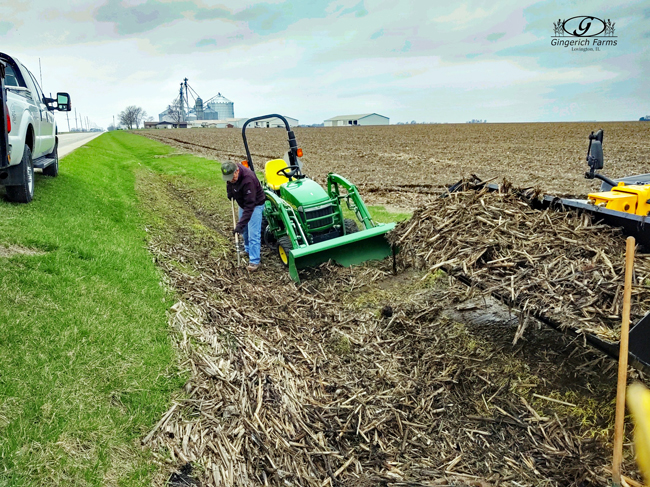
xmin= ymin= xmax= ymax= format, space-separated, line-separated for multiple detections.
xmin=324 ymin=113 xmax=389 ymax=127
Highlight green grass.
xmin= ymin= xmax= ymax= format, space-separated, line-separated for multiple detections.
xmin=0 ymin=133 xmax=193 ymax=486
xmin=343 ymin=205 xmax=411 ymax=225
xmin=366 ymin=205 xmax=411 ymax=224
xmin=0 ymin=131 xmax=409 ymax=485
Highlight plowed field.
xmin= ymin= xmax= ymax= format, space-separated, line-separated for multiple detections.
xmin=141 ymin=122 xmax=650 ymax=207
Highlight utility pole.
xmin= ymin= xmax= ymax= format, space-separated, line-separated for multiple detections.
xmin=75 ymin=108 xmax=78 ymax=131
xmin=66 ymin=112 xmax=70 ymax=132
xmin=39 ymin=58 xmax=43 ymax=90
xmin=113 ymin=115 xmax=115 ymax=130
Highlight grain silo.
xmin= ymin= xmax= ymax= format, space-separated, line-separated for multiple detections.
xmin=195 ymin=97 xmax=204 ymax=120
xmin=203 ymin=93 xmax=234 ymax=120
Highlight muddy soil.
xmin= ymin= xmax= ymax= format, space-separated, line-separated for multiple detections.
xmin=135 ymin=169 xmax=642 ymax=487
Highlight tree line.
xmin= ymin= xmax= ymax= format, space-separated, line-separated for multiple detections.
xmin=113 ymin=96 xmax=185 ymax=131
xmin=111 ymin=105 xmax=151 ymax=130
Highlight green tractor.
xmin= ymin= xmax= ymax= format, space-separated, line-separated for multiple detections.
xmin=241 ymin=114 xmax=396 ymax=282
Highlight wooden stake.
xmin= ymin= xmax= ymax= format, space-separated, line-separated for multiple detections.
xmin=231 ymin=199 xmax=241 ymax=266
xmin=612 ymin=236 xmax=635 ymax=486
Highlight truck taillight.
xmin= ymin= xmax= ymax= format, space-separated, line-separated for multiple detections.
xmin=5 ymin=103 xmax=9 ymax=133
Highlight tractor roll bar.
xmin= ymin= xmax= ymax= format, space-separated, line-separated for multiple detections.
xmin=242 ymin=114 xmax=298 ymax=173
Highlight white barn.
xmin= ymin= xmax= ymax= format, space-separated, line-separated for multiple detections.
xmin=188 ymin=118 xmax=249 ymax=129
xmin=184 ymin=116 xmax=299 ymax=129
xmin=324 ymin=113 xmax=389 ymax=127
xmin=249 ymin=116 xmax=299 ymax=128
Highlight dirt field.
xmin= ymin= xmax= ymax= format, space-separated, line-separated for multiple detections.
xmin=141 ymin=122 xmax=650 ymax=207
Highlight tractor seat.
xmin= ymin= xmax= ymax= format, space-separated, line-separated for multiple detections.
xmin=265 ymin=159 xmax=290 ymax=190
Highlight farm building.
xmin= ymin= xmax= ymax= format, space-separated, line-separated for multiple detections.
xmin=146 ymin=121 xmax=186 ymax=129
xmin=159 ymin=91 xmax=235 ymax=123
xmin=248 ymin=116 xmax=299 ymax=128
xmin=187 ymin=94 xmax=235 ymax=121
xmin=188 ymin=118 xmax=248 ymax=129
xmin=324 ymin=113 xmax=389 ymax=127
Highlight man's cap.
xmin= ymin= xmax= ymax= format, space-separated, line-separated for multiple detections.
xmin=221 ymin=161 xmax=238 ymax=181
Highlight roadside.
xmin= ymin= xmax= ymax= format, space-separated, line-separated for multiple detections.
xmin=57 ymin=131 xmax=103 ymax=158
xmin=0 ymin=132 xmax=183 ymax=486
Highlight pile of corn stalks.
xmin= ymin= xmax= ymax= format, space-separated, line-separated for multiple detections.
xmin=390 ymin=182 xmax=650 ymax=341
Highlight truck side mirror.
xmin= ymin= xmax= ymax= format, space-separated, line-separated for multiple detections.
xmin=56 ymin=92 xmax=71 ymax=112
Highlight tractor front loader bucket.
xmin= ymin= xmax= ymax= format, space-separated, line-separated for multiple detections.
xmin=287 ymin=223 xmax=396 ymax=282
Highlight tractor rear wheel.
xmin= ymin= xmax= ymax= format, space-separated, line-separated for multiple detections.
xmin=344 ymin=218 xmax=359 ymax=235
xmin=262 ymin=215 xmax=276 ymax=246
xmin=277 ymin=236 xmax=293 ymax=267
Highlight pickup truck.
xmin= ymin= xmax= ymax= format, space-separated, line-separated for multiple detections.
xmin=0 ymin=53 xmax=71 ymax=203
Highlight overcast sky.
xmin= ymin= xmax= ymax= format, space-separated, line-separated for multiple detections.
xmin=1 ymin=0 xmax=647 ymax=129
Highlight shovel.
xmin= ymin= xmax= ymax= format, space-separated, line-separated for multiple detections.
xmin=231 ymin=199 xmax=241 ymax=266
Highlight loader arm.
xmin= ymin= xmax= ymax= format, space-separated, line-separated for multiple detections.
xmin=264 ymin=189 xmax=308 ymax=249
xmin=327 ymin=173 xmax=374 ymax=230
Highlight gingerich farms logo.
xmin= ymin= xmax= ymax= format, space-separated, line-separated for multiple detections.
xmin=551 ymin=16 xmax=617 ymax=51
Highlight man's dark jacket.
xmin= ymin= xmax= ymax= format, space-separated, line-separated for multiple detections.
xmin=227 ymin=163 xmax=266 ymax=232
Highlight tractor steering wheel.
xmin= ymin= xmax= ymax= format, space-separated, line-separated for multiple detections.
xmin=277 ymin=165 xmax=301 ymax=180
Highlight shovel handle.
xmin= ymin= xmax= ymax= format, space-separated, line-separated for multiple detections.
xmin=231 ymin=199 xmax=241 ymax=266
xmin=612 ymin=236 xmax=635 ymax=486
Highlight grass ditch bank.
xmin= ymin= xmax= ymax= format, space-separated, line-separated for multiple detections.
xmin=0 ymin=132 xmax=190 ymax=486
xmin=0 ymin=130 xmax=410 ymax=486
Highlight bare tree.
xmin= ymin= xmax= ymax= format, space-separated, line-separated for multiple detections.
xmin=136 ymin=109 xmax=147 ymax=128
xmin=165 ymin=99 xmax=184 ymax=127
xmin=118 ymin=105 xmax=146 ymax=129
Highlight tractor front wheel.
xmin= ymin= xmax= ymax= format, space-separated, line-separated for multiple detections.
xmin=277 ymin=236 xmax=293 ymax=267
xmin=343 ymin=218 xmax=359 ymax=235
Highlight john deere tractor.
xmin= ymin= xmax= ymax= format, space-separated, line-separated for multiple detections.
xmin=241 ymin=114 xmax=395 ymax=281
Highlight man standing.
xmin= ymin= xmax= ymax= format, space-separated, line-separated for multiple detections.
xmin=222 ymin=161 xmax=266 ymax=271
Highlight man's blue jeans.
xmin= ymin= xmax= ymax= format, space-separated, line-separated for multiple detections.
xmin=238 ymin=205 xmax=264 ymax=265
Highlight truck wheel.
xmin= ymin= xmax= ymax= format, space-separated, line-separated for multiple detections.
xmin=277 ymin=236 xmax=293 ymax=267
xmin=6 ymin=144 xmax=34 ymax=203
xmin=343 ymin=218 xmax=359 ymax=235
xmin=43 ymin=144 xmax=59 ymax=177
